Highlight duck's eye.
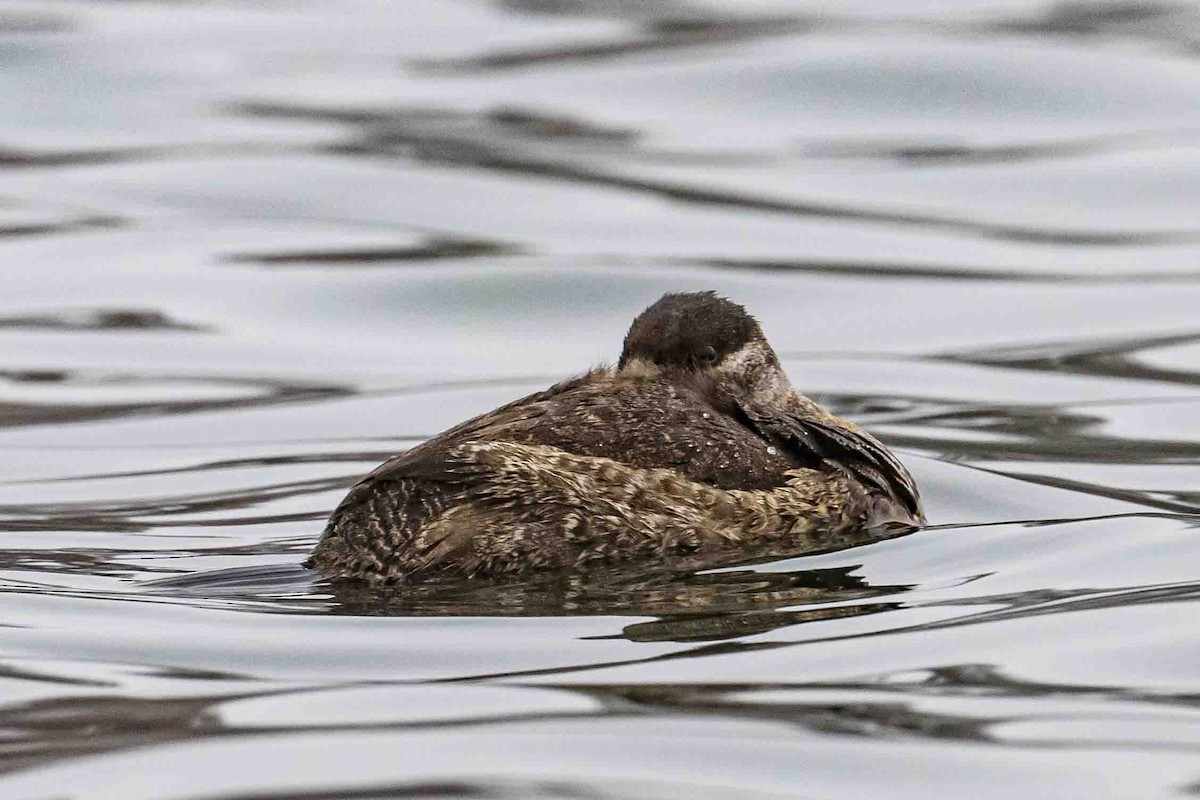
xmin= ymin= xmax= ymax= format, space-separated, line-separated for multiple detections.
xmin=697 ymin=345 xmax=718 ymax=365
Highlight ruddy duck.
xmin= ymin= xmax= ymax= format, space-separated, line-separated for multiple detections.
xmin=307 ymin=292 xmax=922 ymax=583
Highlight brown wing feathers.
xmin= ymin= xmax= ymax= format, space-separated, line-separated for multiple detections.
xmin=737 ymin=402 xmax=922 ymax=521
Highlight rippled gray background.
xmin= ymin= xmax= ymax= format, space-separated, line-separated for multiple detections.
xmin=2 ymin=1 xmax=1200 ymax=798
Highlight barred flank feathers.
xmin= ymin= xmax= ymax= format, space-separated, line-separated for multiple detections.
xmin=307 ymin=440 xmax=869 ymax=583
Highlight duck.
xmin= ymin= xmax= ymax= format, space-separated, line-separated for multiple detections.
xmin=306 ymin=291 xmax=923 ymax=584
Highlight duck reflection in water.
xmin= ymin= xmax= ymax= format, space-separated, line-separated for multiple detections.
xmin=153 ymin=523 xmax=915 ymax=643
xmin=324 ymin=536 xmax=912 ymax=644
xmin=307 ymin=291 xmax=923 ymax=585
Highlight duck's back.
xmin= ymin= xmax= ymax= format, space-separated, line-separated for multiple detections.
xmin=480 ymin=370 xmax=798 ymax=487
xmin=307 ymin=369 xmax=815 ymax=582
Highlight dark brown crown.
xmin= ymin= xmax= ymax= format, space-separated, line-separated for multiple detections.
xmin=618 ymin=291 xmax=763 ymax=370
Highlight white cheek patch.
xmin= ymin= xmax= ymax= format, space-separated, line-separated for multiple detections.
xmin=757 ymin=371 xmax=794 ymax=406
xmin=717 ymin=342 xmax=794 ymax=404
xmin=716 ymin=342 xmax=762 ymax=375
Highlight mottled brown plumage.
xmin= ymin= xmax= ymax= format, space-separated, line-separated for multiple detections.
xmin=307 ymin=292 xmax=923 ymax=584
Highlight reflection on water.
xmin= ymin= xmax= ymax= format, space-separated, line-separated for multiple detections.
xmin=0 ymin=1 xmax=1199 ymax=797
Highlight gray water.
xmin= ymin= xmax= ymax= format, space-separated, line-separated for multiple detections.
xmin=1 ymin=1 xmax=1199 ymax=797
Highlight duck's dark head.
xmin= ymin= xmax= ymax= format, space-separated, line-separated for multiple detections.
xmin=618 ymin=291 xmax=792 ymax=402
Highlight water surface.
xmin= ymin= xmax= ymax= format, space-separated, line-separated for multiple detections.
xmin=1 ymin=1 xmax=1199 ymax=797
